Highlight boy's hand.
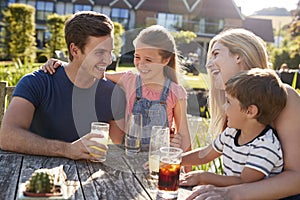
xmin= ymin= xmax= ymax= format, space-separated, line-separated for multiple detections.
xmin=180 ymin=170 xmax=204 ymax=186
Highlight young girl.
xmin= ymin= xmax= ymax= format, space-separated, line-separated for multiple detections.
xmin=105 ymin=25 xmax=191 ymax=153
xmin=41 ymin=25 xmax=191 ymax=154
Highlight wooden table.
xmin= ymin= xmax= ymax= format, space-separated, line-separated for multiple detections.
xmin=0 ymin=144 xmax=192 ymax=199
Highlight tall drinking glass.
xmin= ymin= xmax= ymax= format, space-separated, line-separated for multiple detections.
xmin=125 ymin=114 xmax=142 ymax=156
xmin=158 ymin=147 xmax=183 ymax=199
xmin=89 ymin=122 xmax=110 ymax=162
xmin=148 ymin=126 xmax=170 ymax=179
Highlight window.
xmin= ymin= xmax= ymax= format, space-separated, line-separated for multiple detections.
xmin=199 ymin=18 xmax=224 ymax=34
xmin=73 ymin=4 xmax=92 ymax=12
xmin=7 ymin=0 xmax=16 ymax=4
xmin=0 ymin=2 xmax=5 ymax=18
xmin=111 ymin=8 xmax=129 ymax=29
xmin=157 ymin=13 xmax=183 ymax=31
xmin=36 ymin=1 xmax=54 ymax=21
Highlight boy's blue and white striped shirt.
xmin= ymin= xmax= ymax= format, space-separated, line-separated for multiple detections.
xmin=212 ymin=126 xmax=283 ymax=177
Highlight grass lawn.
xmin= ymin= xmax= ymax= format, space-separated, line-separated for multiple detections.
xmin=0 ymin=61 xmax=209 ymax=90
xmin=115 ymin=66 xmax=209 ymax=90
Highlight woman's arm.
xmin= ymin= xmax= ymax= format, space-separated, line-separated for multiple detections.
xmin=267 ymin=86 xmax=300 ymax=197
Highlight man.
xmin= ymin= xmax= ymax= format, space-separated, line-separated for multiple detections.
xmin=0 ymin=11 xmax=125 ymax=161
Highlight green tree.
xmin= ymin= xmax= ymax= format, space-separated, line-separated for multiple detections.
xmin=1 ymin=3 xmax=36 ymax=64
xmin=171 ymin=30 xmax=197 ymax=44
xmin=270 ymin=34 xmax=300 ymax=69
xmin=46 ymin=14 xmax=69 ymax=59
xmin=288 ymin=17 xmax=300 ymax=64
xmin=113 ymin=22 xmax=124 ymax=57
xmin=0 ymin=10 xmax=10 ymax=60
xmin=269 ymin=4 xmax=300 ymax=69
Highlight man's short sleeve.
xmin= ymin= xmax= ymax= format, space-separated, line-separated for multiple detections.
xmin=111 ymin=84 xmax=126 ymax=120
xmin=13 ymin=71 xmax=45 ymax=108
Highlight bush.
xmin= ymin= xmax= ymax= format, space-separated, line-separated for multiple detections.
xmin=1 ymin=4 xmax=36 ymax=63
xmin=0 ymin=62 xmax=40 ymax=86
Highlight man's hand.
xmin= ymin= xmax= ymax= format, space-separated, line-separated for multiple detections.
xmin=64 ymin=133 xmax=108 ymax=161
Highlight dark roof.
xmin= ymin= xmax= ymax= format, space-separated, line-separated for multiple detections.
xmin=92 ymin=0 xmax=141 ymax=8
xmin=88 ymin=0 xmax=243 ymax=19
xmin=59 ymin=0 xmax=274 ymax=43
xmin=192 ymin=0 xmax=243 ymax=19
xmin=93 ymin=0 xmax=111 ymax=6
xmin=186 ymin=0 xmax=200 ymax=8
xmin=243 ymin=18 xmax=274 ymax=43
xmin=135 ymin=0 xmax=189 ymax=14
xmin=110 ymin=0 xmax=132 ymax=9
xmin=126 ymin=0 xmax=141 ymax=7
xmin=72 ymin=0 xmax=94 ymax=5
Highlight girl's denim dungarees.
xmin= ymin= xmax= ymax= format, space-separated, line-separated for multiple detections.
xmin=131 ymin=76 xmax=171 ymax=148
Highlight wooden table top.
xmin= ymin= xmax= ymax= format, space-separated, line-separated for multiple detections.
xmin=0 ymin=144 xmax=192 ymax=200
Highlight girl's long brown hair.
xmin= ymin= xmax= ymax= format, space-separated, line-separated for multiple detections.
xmin=133 ymin=25 xmax=179 ymax=84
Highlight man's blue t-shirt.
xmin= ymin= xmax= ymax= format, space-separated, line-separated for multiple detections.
xmin=13 ymin=67 xmax=125 ymax=142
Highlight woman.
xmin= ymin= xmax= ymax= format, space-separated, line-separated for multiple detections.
xmin=183 ymin=28 xmax=300 ymax=199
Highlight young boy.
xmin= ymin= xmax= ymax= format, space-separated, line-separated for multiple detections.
xmin=180 ymin=68 xmax=287 ymax=187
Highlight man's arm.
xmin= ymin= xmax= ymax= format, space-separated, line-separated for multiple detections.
xmin=0 ymin=97 xmax=66 ymax=156
xmin=0 ymin=97 xmax=105 ymax=160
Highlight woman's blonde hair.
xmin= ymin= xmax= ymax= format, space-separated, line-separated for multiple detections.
xmin=133 ymin=25 xmax=179 ymax=83
xmin=207 ymin=28 xmax=270 ymax=137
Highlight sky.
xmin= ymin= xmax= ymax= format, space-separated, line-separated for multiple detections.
xmin=234 ymin=0 xmax=299 ymax=16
